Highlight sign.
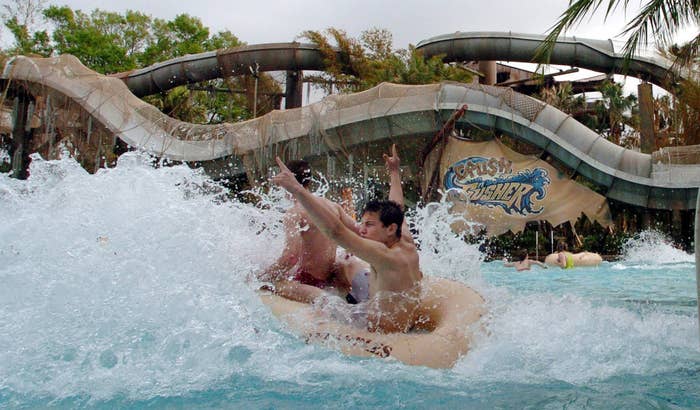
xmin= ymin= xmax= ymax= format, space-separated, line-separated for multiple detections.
xmin=431 ymin=138 xmax=611 ymax=235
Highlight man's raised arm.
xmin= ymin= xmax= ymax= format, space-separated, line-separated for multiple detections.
xmin=271 ymin=157 xmax=392 ymax=268
xmin=383 ymin=144 xmax=404 ymax=208
xmin=383 ymin=144 xmax=413 ymax=244
xmin=271 ymin=157 xmax=344 ymax=234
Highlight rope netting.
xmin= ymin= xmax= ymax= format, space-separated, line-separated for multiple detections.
xmin=651 ymin=145 xmax=700 ymax=184
xmin=8 ymin=53 xmax=688 ymax=193
xmin=3 ymin=54 xmax=547 ymax=184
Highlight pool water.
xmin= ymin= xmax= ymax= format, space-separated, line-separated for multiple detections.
xmin=1 ymin=152 xmax=698 ymax=409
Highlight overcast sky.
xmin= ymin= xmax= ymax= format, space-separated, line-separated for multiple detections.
xmin=14 ymin=0 xmax=692 ymax=49
xmin=3 ymin=0 xmax=697 ymax=97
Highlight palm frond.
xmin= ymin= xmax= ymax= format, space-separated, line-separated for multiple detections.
xmin=620 ymin=0 xmax=694 ymax=57
xmin=537 ymin=0 xmax=699 ymax=73
xmin=534 ymin=0 xmax=610 ymax=63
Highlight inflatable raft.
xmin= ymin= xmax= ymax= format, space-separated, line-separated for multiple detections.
xmin=260 ymin=276 xmax=485 ymax=368
xmin=544 ymin=251 xmax=603 ymax=268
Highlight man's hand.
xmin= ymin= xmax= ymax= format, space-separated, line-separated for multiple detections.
xmin=383 ymin=144 xmax=400 ymax=173
xmin=271 ymin=157 xmax=303 ymax=194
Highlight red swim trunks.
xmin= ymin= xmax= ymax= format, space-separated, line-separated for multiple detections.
xmin=293 ymin=268 xmax=331 ymax=288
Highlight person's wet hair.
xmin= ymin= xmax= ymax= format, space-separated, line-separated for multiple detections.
xmin=287 ymin=160 xmax=312 ymax=187
xmin=556 ymin=241 xmax=568 ymax=252
xmin=361 ymin=200 xmax=404 ymax=238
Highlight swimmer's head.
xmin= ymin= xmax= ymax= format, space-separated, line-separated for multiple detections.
xmin=360 ymin=200 xmax=404 ymax=241
xmin=287 ymin=160 xmax=312 ymax=187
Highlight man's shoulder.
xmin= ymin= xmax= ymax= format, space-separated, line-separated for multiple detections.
xmin=320 ymin=197 xmax=342 ymax=208
xmin=385 ymin=241 xmax=419 ymax=270
xmin=397 ymin=238 xmax=419 ymax=254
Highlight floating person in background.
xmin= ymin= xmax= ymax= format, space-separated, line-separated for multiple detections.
xmin=258 ymin=159 xmax=360 ymax=302
xmin=271 ymin=144 xmax=423 ymax=333
xmin=544 ymin=242 xmax=603 ymax=268
xmin=503 ymin=253 xmax=548 ymax=271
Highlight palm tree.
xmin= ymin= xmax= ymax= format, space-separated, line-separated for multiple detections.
xmin=595 ymin=80 xmax=638 ymax=145
xmin=535 ymin=0 xmax=699 ymax=67
xmin=537 ymin=83 xmax=588 ymax=114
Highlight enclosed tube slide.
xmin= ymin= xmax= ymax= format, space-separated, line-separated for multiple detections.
xmin=115 ymin=32 xmax=685 ymax=99
xmin=2 ymin=34 xmax=697 ymax=209
xmin=416 ymin=31 xmax=687 ymax=89
xmin=114 ymin=43 xmax=345 ymax=98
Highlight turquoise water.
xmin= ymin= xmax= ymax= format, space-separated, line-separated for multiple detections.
xmin=1 ymin=152 xmax=699 ymax=409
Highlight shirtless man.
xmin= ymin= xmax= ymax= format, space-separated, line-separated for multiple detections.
xmin=503 ymin=253 xmax=548 ymax=271
xmin=259 ymin=160 xmax=359 ymax=303
xmin=271 ymin=145 xmax=423 ymax=333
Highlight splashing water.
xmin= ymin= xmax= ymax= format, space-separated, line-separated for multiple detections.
xmin=0 ymin=149 xmax=9 ymax=166
xmin=0 ymin=153 xmax=698 ymax=408
xmin=410 ymin=197 xmax=484 ymax=282
xmin=620 ymin=230 xmax=694 ymax=266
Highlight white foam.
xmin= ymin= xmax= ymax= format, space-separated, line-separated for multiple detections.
xmin=0 ymin=153 xmax=697 ymax=401
xmin=620 ymin=230 xmax=694 ymax=265
xmin=454 ymin=290 xmax=699 ymax=383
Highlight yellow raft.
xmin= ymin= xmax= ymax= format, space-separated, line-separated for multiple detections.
xmin=260 ymin=276 xmax=485 ymax=368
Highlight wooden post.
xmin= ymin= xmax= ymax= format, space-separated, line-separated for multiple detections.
xmin=550 ymin=228 xmax=554 ymax=254
xmin=285 ymin=70 xmax=303 ymax=109
xmin=478 ymin=61 xmax=497 ymax=85
xmin=638 ymin=82 xmax=655 ymax=154
xmin=10 ymin=93 xmax=29 ymax=179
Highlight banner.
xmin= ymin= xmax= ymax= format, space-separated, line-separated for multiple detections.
xmin=431 ymin=138 xmax=612 ymax=235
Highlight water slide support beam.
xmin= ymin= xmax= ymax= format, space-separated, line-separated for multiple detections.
xmin=478 ymin=61 xmax=497 ymax=85
xmin=285 ymin=70 xmax=303 ymax=109
xmin=10 ymin=92 xmax=29 ymax=179
xmin=638 ymin=83 xmax=655 ymax=154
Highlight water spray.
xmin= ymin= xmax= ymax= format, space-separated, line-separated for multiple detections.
xmin=695 ymin=188 xmax=700 ymax=344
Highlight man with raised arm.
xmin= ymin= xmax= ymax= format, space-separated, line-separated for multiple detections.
xmin=259 ymin=160 xmax=360 ymax=303
xmin=272 ymin=145 xmax=423 ymax=333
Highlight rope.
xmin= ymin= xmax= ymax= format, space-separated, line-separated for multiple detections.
xmin=418 ymin=104 xmax=468 ymax=202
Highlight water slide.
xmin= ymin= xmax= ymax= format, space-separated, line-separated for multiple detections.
xmin=114 ymin=32 xmax=686 ymax=97
xmin=415 ymin=31 xmax=687 ymax=89
xmin=2 ymin=34 xmax=697 ymax=209
xmin=113 ymin=43 xmax=347 ymax=98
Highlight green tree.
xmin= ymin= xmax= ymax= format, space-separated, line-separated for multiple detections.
xmin=300 ymin=27 xmax=473 ymax=93
xmin=4 ymin=4 xmax=277 ymax=124
xmin=206 ymin=29 xmax=243 ymax=50
xmin=2 ymin=0 xmax=51 ymax=56
xmin=139 ymin=14 xmax=209 ymax=66
xmin=140 ymin=21 xmax=277 ymax=123
xmin=92 ymin=10 xmax=152 ymax=57
xmin=144 ymin=85 xmax=207 ymax=123
xmin=594 ymin=80 xmax=638 ymax=145
xmin=4 ymin=16 xmax=51 ymax=56
xmin=1 ymin=0 xmax=46 ymax=32
xmin=44 ymin=6 xmax=136 ymax=73
xmin=361 ymin=27 xmax=394 ymax=60
xmin=200 ymin=30 xmax=254 ymax=123
xmin=537 ymin=83 xmax=587 ymax=115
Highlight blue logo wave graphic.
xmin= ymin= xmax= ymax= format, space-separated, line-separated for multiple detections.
xmin=444 ymin=157 xmax=550 ymax=216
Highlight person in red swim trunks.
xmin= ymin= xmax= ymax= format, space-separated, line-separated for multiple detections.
xmin=272 ymin=145 xmax=423 ymax=333
xmin=259 ymin=159 xmax=359 ymax=302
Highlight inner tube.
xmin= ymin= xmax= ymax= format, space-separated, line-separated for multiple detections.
xmin=544 ymin=251 xmax=603 ymax=267
xmin=260 ymin=276 xmax=485 ymax=368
